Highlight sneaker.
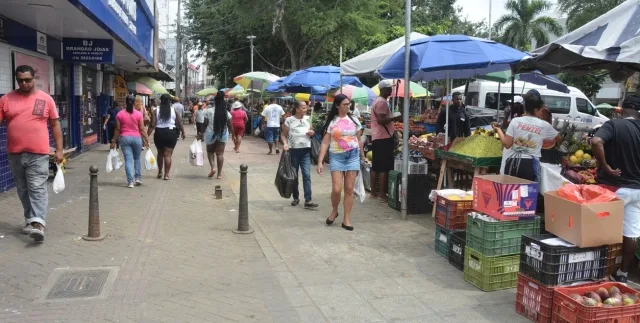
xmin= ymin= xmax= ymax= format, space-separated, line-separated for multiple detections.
xmin=291 ymin=199 xmax=300 ymax=206
xmin=29 ymin=223 xmax=44 ymax=242
xmin=610 ymin=270 xmax=629 ymax=285
xmin=304 ymin=201 xmax=319 ymax=209
xmin=21 ymin=223 xmax=33 ymax=235
xmin=135 ymin=179 xmax=143 ymax=186
xmin=128 ymin=183 xmax=134 ymax=188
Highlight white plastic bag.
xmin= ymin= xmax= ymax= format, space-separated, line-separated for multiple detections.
xmin=112 ymin=149 xmax=122 ymax=170
xmin=189 ymin=140 xmax=204 ymax=166
xmin=52 ymin=164 xmax=65 ymax=194
xmin=145 ymin=149 xmax=158 ymax=171
xmin=106 ymin=151 xmax=114 ymax=173
xmin=354 ymin=170 xmax=366 ymax=203
xmin=254 ymin=127 xmax=261 ymax=136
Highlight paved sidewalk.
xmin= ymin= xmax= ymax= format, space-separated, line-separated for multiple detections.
xmin=0 ymin=127 xmax=528 ymax=323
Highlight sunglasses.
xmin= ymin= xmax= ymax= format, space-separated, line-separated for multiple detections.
xmin=16 ymin=78 xmax=33 ymax=84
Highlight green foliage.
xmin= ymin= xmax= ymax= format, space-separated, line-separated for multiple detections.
xmin=557 ymin=0 xmax=624 ymax=32
xmin=494 ymin=0 xmax=562 ymax=50
xmin=557 ymin=72 xmax=607 ymax=97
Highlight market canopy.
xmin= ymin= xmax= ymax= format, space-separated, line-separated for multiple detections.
xmin=233 ymin=71 xmax=281 ymax=91
xmin=340 ymin=32 xmax=428 ymax=76
xmin=127 ymin=82 xmax=153 ymax=95
xmin=531 ymin=0 xmax=640 ymax=77
xmin=330 ymin=85 xmax=376 ymax=105
xmin=275 ymin=65 xmax=364 ymax=94
xmin=196 ymin=87 xmax=219 ymax=96
xmin=133 ymin=76 xmax=169 ymax=95
xmin=379 ymin=35 xmax=530 ymax=81
xmin=371 ymin=80 xmax=431 ymax=98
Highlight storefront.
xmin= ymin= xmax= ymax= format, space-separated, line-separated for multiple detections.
xmin=81 ymin=65 xmax=99 ymax=146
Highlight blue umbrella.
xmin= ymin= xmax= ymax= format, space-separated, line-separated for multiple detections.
xmin=379 ymin=35 xmax=530 ymax=81
xmin=478 ymin=70 xmax=570 ymax=93
xmin=278 ymin=65 xmax=364 ymax=94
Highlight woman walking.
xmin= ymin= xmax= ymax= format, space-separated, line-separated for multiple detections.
xmin=134 ymin=96 xmax=150 ymax=128
xmin=103 ymin=101 xmax=122 ymax=148
xmin=110 ymin=95 xmax=151 ymax=188
xmin=316 ymin=94 xmax=366 ymax=231
xmin=148 ymin=94 xmax=186 ymax=180
xmin=230 ymin=101 xmax=248 ymax=153
xmin=281 ymin=101 xmax=318 ymax=209
xmin=203 ymin=91 xmax=236 ymax=179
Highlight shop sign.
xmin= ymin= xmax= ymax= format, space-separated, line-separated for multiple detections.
xmin=36 ymin=31 xmax=47 ymax=54
xmin=63 ymin=38 xmax=114 ymax=64
xmin=107 ymin=0 xmax=137 ymax=35
xmin=14 ymin=52 xmax=50 ymax=93
xmin=113 ymin=75 xmax=128 ymax=107
xmin=0 ymin=15 xmax=7 ymax=43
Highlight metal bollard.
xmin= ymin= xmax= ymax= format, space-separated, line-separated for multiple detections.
xmin=233 ymin=164 xmax=254 ymax=234
xmin=215 ymin=185 xmax=222 ymax=199
xmin=83 ymin=165 xmax=105 ymax=241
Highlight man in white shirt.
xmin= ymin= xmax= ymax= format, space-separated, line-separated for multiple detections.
xmin=261 ymin=98 xmax=285 ymax=154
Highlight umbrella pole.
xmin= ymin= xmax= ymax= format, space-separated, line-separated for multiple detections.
xmin=401 ymin=0 xmax=411 ymax=221
xmin=339 ymin=46 xmax=343 ymax=93
xmin=445 ymin=73 xmax=450 ymax=146
xmin=496 ymin=83 xmax=501 ymax=122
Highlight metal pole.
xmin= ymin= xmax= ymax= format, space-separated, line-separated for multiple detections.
xmin=339 ymin=46 xmax=343 ymax=92
xmin=488 ymin=0 xmax=493 ymax=40
xmin=175 ymin=0 xmax=182 ymax=98
xmin=400 ymin=0 xmax=411 ymax=221
xmin=233 ymin=164 xmax=254 ymax=234
xmin=444 ymin=73 xmax=451 ymax=145
xmin=83 ymin=165 xmax=105 ymax=241
xmin=247 ymin=35 xmax=256 ymax=72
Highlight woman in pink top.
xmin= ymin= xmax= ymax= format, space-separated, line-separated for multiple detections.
xmin=111 ymin=95 xmax=151 ymax=188
xmin=230 ymin=101 xmax=248 ymax=153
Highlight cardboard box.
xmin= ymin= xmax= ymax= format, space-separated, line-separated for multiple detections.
xmin=473 ymin=175 xmax=539 ymax=220
xmin=544 ymin=191 xmax=623 ymax=248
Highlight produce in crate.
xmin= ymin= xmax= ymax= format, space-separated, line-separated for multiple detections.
xmin=448 ymin=135 xmax=503 ymax=158
xmin=568 ymin=285 xmax=640 ymax=307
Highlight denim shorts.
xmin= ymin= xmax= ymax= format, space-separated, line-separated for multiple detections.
xmin=264 ymin=127 xmax=280 ymax=143
xmin=330 ymin=149 xmax=360 ymax=172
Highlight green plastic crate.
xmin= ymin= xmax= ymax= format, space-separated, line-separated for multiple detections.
xmin=435 ymin=149 xmax=502 ymax=167
xmin=435 ymin=225 xmax=450 ymax=258
xmin=463 ymin=246 xmax=519 ymax=291
xmin=466 ymin=215 xmax=540 ymax=256
xmin=388 ymin=170 xmax=401 ymax=210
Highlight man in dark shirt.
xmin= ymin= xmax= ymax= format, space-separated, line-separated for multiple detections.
xmin=436 ymin=92 xmax=470 ymax=142
xmin=591 ymin=95 xmax=640 ymax=283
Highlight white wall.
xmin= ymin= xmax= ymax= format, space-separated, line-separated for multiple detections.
xmin=0 ymin=42 xmax=55 ymax=95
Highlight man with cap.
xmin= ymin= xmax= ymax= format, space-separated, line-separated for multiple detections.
xmin=436 ymin=91 xmax=471 ymax=142
xmin=370 ymin=80 xmax=402 ymax=202
xmin=591 ymin=95 xmax=640 ymax=284
xmin=502 ymin=95 xmax=524 ymax=129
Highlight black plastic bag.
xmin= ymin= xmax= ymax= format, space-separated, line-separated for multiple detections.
xmin=275 ymin=151 xmax=297 ymax=198
xmin=310 ymin=136 xmax=329 ymax=166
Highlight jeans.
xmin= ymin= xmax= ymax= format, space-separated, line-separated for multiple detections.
xmin=289 ymin=148 xmax=312 ymax=202
xmin=120 ymin=136 xmax=143 ymax=184
xmin=7 ymin=153 xmax=49 ymax=226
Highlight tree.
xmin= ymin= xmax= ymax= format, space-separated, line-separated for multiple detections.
xmin=558 ymin=72 xmax=607 ymax=98
xmin=557 ymin=0 xmax=624 ymax=32
xmin=494 ymin=0 xmax=562 ymax=50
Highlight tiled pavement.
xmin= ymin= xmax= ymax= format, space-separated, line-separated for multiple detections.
xmin=0 ymin=127 xmax=529 ymax=323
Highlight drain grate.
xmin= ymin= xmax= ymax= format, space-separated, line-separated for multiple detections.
xmin=45 ymin=269 xmax=111 ymax=300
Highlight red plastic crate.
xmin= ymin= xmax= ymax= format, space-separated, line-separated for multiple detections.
xmin=604 ymin=244 xmax=623 ymax=277
xmin=553 ymin=282 xmax=640 ymax=323
xmin=434 ymin=196 xmax=472 ymax=230
xmin=516 ymin=273 xmax=554 ymax=323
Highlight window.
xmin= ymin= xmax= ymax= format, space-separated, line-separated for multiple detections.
xmin=465 ymin=92 xmax=479 ymax=106
xmin=485 ymin=92 xmax=514 ymax=110
xmin=576 ymin=98 xmax=596 ymax=115
xmin=541 ymin=95 xmax=571 ymax=114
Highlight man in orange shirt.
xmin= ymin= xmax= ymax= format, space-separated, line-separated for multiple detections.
xmin=0 ymin=65 xmax=64 ymax=242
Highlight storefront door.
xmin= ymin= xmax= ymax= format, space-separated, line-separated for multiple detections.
xmin=54 ymin=61 xmax=71 ymax=149
xmin=81 ymin=66 xmax=98 ymax=146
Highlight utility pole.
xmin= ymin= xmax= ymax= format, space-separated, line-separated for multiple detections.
xmin=247 ymin=35 xmax=256 ymax=72
xmin=175 ymin=0 xmax=182 ymax=98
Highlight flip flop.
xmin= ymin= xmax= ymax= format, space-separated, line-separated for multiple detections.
xmin=208 ymin=169 xmax=216 ymax=178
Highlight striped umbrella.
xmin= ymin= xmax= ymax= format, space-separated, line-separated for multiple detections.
xmin=330 ymin=85 xmax=375 ymax=105
xmin=196 ymin=87 xmax=219 ymax=96
xmin=133 ymin=76 xmax=169 ymax=95
xmin=371 ymin=80 xmax=430 ymax=98
xmin=127 ymin=82 xmax=152 ymax=95
xmin=233 ymin=72 xmax=280 ymax=91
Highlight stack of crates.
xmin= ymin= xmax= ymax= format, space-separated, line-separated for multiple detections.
xmin=388 ymin=170 xmax=435 ymax=214
xmin=516 ymin=234 xmax=608 ymax=322
xmin=434 ymin=195 xmax=473 ymax=260
xmin=463 ymin=214 xmax=540 ymax=291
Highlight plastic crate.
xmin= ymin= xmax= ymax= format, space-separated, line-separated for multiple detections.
xmin=388 ymin=172 xmax=435 ymax=214
xmin=388 ymin=170 xmax=401 ymax=210
xmin=515 ymin=273 xmax=554 ymax=323
xmin=435 ymin=225 xmax=450 ymax=258
xmin=552 ymin=282 xmax=640 ymax=323
xmin=466 ymin=215 xmax=541 ymax=257
xmin=434 ymin=196 xmax=473 ymax=230
xmin=448 ymin=231 xmax=466 ymax=271
xmin=394 ymin=160 xmax=429 ymax=175
xmin=520 ymin=234 xmax=607 ymax=286
xmin=604 ymin=243 xmax=623 ymax=278
xmin=463 ymin=246 xmax=519 ymax=291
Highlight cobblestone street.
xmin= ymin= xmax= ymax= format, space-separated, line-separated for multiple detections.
xmin=0 ymin=128 xmax=528 ymax=323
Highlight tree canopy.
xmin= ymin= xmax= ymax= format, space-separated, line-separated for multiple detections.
xmin=184 ymin=0 xmax=489 ymax=86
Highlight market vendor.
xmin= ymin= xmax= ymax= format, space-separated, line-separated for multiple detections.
xmin=436 ymin=92 xmax=470 ymax=141
xmin=492 ymin=93 xmax=562 ymax=181
xmin=590 ymin=95 xmax=640 ymax=284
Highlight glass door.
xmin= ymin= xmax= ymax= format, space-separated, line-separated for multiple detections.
xmin=54 ymin=61 xmax=71 ymax=149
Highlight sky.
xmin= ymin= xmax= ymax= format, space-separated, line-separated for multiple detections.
xmin=457 ymin=0 xmax=560 ymax=24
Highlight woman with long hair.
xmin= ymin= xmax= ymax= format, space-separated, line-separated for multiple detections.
xmin=134 ymin=96 xmax=150 ymax=128
xmin=230 ymin=101 xmax=248 ymax=152
xmin=203 ymin=91 xmax=236 ymax=179
xmin=103 ymin=100 xmax=122 ymax=148
xmin=148 ymin=94 xmax=186 ymax=180
xmin=110 ymin=95 xmax=151 ymax=188
xmin=317 ymin=94 xmax=366 ymax=231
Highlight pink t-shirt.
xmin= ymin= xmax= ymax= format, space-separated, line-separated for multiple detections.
xmin=116 ymin=109 xmax=143 ymax=137
xmin=370 ymin=97 xmax=394 ymax=141
xmin=230 ymin=109 xmax=246 ymax=127
xmin=0 ymin=89 xmax=59 ymax=154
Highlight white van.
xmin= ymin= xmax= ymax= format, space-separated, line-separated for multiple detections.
xmin=452 ymin=80 xmax=608 ymax=129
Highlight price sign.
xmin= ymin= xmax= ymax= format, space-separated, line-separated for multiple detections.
xmin=568 ymin=252 xmax=595 ymax=264
xmin=525 ymin=246 xmax=543 ymax=261
xmin=439 ymin=234 xmax=448 ymax=244
xmin=452 ymin=245 xmax=462 ymax=255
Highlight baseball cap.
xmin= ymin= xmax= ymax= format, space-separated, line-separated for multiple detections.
xmin=378 ymin=79 xmax=393 ymax=89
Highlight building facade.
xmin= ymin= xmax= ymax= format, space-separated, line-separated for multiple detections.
xmin=0 ymin=0 xmax=171 ymax=191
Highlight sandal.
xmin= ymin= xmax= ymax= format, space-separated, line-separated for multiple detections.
xmin=163 ymin=176 xmax=170 ymax=180
xmin=157 ymin=173 xmax=162 ymax=179
xmin=208 ymin=169 xmax=216 ymax=178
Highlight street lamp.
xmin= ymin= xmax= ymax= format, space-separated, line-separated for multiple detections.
xmin=247 ymin=35 xmax=256 ymax=72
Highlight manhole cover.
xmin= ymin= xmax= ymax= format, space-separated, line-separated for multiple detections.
xmin=39 ymin=267 xmax=119 ymax=302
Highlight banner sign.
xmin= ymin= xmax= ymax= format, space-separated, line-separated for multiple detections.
xmin=63 ymin=38 xmax=114 ymax=64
